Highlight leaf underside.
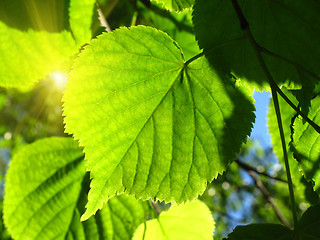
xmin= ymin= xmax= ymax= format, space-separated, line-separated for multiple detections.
xmin=63 ymin=26 xmax=255 ymax=220
xmin=193 ymin=0 xmax=320 ymax=91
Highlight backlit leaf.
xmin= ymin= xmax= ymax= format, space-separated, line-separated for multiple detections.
xmin=63 ymin=26 xmax=255 ymax=220
xmin=0 ymin=0 xmax=97 ymax=89
xmin=151 ymin=0 xmax=194 ymax=12
xmin=3 ymin=137 xmax=147 ymax=240
xmin=133 ymin=200 xmax=214 ymax=240
xmin=292 ymin=95 xmax=320 ymax=191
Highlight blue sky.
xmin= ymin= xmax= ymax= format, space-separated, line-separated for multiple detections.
xmin=251 ymin=91 xmax=272 ymax=147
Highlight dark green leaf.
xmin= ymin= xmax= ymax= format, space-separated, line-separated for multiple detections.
xmin=193 ymin=0 xmax=320 ymax=91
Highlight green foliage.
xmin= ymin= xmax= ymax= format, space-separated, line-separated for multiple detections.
xmin=292 ymin=95 xmax=320 ymax=191
xmin=63 ymin=26 xmax=254 ymax=219
xmin=151 ymin=0 xmax=194 ymax=12
xmin=3 ymin=137 xmax=148 ymax=239
xmin=0 ymin=0 xmax=97 ymax=89
xmin=193 ymin=0 xmax=320 ymax=91
xmin=133 ymin=200 xmax=214 ymax=240
xmin=1 ymin=0 xmax=320 ymax=239
xmin=225 ymin=203 xmax=320 ymax=240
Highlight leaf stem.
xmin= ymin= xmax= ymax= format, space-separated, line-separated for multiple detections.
xmin=184 ymin=36 xmax=245 ymax=66
xmin=230 ymin=0 xmax=299 ymax=231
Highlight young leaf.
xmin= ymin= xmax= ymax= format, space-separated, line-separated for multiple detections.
xmin=223 ymin=224 xmax=293 ymax=240
xmin=63 ymin=26 xmax=255 ymax=220
xmin=193 ymin=0 xmax=320 ymax=91
xmin=133 ymin=200 xmax=214 ymax=240
xmin=292 ymin=95 xmax=320 ymax=191
xmin=3 ymin=137 xmax=148 ymax=240
xmin=151 ymin=0 xmax=194 ymax=12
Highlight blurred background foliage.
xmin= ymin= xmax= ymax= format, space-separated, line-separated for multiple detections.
xmin=1 ymin=0 xmax=319 ymax=239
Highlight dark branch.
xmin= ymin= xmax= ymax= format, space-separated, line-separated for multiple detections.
xmin=236 ymin=159 xmax=287 ymax=183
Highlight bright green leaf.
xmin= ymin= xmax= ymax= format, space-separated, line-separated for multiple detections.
xmin=292 ymin=95 xmax=320 ymax=191
xmin=63 ymin=26 xmax=255 ymax=220
xmin=0 ymin=0 xmax=98 ymax=90
xmin=133 ymin=200 xmax=214 ymax=240
xmin=3 ymin=137 xmax=148 ymax=240
xmin=224 ymin=223 xmax=293 ymax=240
xmin=151 ymin=0 xmax=194 ymax=12
xmin=69 ymin=0 xmax=96 ymax=45
xmin=0 ymin=22 xmax=77 ymax=89
xmin=193 ymin=0 xmax=320 ymax=91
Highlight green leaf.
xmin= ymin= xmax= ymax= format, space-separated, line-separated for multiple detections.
xmin=151 ymin=0 xmax=194 ymax=12
xmin=0 ymin=0 xmax=97 ymax=90
xmin=63 ymin=26 xmax=255 ymax=220
xmin=132 ymin=200 xmax=214 ymax=240
xmin=0 ymin=22 xmax=77 ymax=89
xmin=224 ymin=224 xmax=293 ymax=240
xmin=69 ymin=0 xmax=96 ymax=45
xmin=292 ymin=95 xmax=320 ymax=191
xmin=298 ymin=203 xmax=320 ymax=239
xmin=193 ymin=0 xmax=320 ymax=91
xmin=3 ymin=137 xmax=148 ymax=240
xmin=225 ymin=204 xmax=320 ymax=240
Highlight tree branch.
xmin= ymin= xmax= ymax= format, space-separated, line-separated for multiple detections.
xmin=247 ymin=169 xmax=291 ymax=228
xmin=236 ymin=159 xmax=287 ymax=183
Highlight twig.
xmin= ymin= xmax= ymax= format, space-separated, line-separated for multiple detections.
xmin=236 ymin=159 xmax=287 ymax=183
xmin=230 ymin=0 xmax=299 ymax=231
xmin=96 ymin=3 xmax=111 ymax=32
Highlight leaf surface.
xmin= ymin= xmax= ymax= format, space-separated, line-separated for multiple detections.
xmin=69 ymin=0 xmax=96 ymax=45
xmin=133 ymin=200 xmax=214 ymax=240
xmin=292 ymin=95 xmax=320 ymax=191
xmin=3 ymin=137 xmax=147 ymax=240
xmin=151 ymin=0 xmax=194 ymax=12
xmin=193 ymin=0 xmax=320 ymax=91
xmin=63 ymin=26 xmax=255 ymax=220
xmin=0 ymin=0 xmax=97 ymax=89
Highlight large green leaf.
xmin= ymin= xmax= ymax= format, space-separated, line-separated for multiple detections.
xmin=133 ymin=200 xmax=214 ymax=240
xmin=292 ymin=95 xmax=320 ymax=191
xmin=0 ymin=0 xmax=96 ymax=90
xmin=3 ymin=137 xmax=148 ymax=240
xmin=63 ymin=26 xmax=255 ymax=220
xmin=151 ymin=0 xmax=194 ymax=12
xmin=193 ymin=0 xmax=320 ymax=91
